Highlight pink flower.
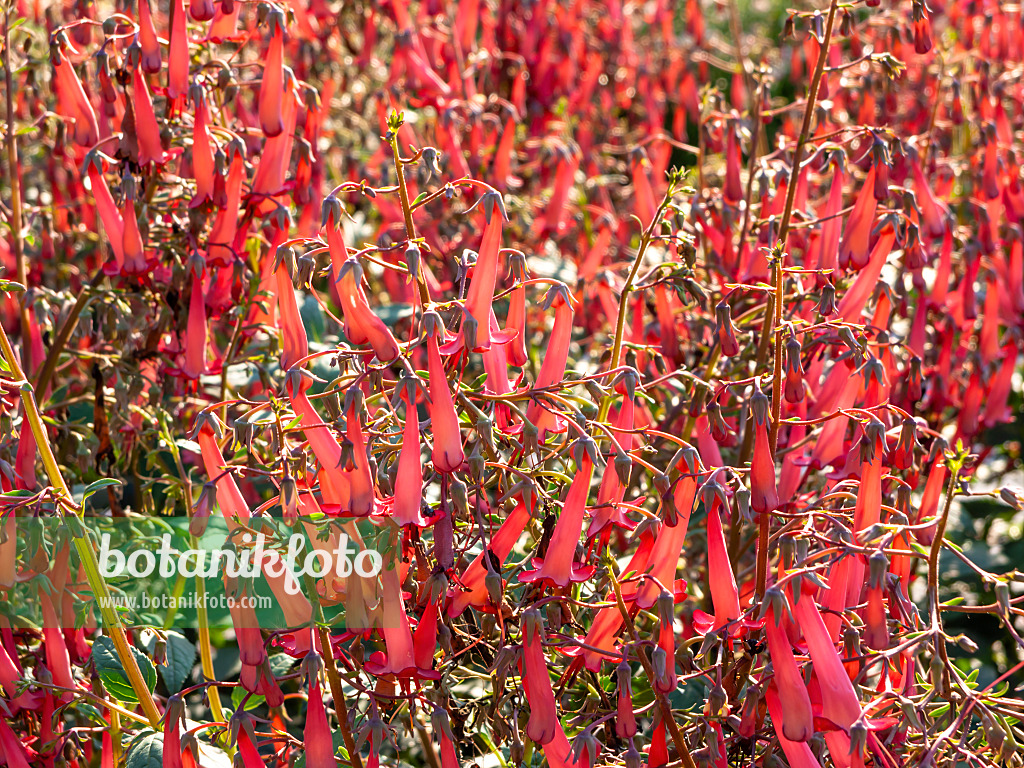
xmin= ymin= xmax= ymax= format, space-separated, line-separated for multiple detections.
xmin=303 ymin=659 xmax=337 ymax=768
xmin=168 ymin=0 xmax=190 ymax=100
xmin=520 ymin=449 xmax=596 ymax=587
xmin=335 ymin=259 xmax=401 ymax=362
xmin=524 ymin=285 xmax=576 ymax=439
xmin=424 ymin=314 xmax=465 ymax=473
xmin=703 ymin=477 xmax=740 ymax=633
xmin=182 ymin=261 xmax=208 ymax=380
xmin=763 ymin=598 xmax=813 ymax=742
xmin=132 ymin=68 xmax=165 ymax=166
xmin=137 ymin=0 xmax=162 ymax=73
xmin=189 ymin=85 xmax=217 ymax=207
xmin=392 ymin=377 xmax=427 ymax=527
xmin=749 ymin=384 xmax=779 ymax=514
xmin=520 ymin=608 xmax=558 ymax=744
xmin=259 ymin=11 xmax=286 ymax=137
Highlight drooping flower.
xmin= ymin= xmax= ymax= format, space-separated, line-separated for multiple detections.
xmin=137 ymin=0 xmax=162 ymax=73
xmin=422 ymin=313 xmax=465 ymax=473
xmin=443 ymin=192 xmax=512 ymax=353
xmin=520 ymin=443 xmax=596 ymax=587
xmin=520 ymin=608 xmax=558 ymax=745
xmin=182 ymin=257 xmax=207 ymax=380
xmin=763 ymin=595 xmax=813 ymax=742
xmin=524 ymin=284 xmax=576 ymax=439
xmin=132 ymin=67 xmax=165 ymax=166
xmin=274 ymin=247 xmax=309 ymax=371
xmin=302 ymin=655 xmax=338 ymax=768
xmin=168 ymin=0 xmax=190 ymax=100
xmin=259 ymin=10 xmax=286 ymax=137
xmin=703 ymin=476 xmax=740 ymax=633
xmin=189 ymin=84 xmax=216 ymax=207
xmin=335 ymin=258 xmax=400 ymax=362
xmin=749 ymin=383 xmax=779 ymax=514
xmin=391 ymin=374 xmax=428 ymax=527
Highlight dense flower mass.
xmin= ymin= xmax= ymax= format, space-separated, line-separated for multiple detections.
xmin=1 ymin=1 xmax=1023 ymax=768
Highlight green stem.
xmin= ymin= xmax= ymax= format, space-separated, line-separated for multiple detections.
xmin=3 ymin=8 xmax=30 ymax=376
xmin=0 ymin=323 xmax=163 ymax=727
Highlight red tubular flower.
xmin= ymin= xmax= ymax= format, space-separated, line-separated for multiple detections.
xmin=259 ymin=11 xmax=286 ymax=138
xmin=0 ymin=719 xmax=32 ymax=768
xmin=39 ymin=590 xmax=75 ymax=696
xmin=524 ymin=284 xmax=576 ymax=439
xmin=540 ymin=147 xmax=579 ymax=237
xmin=792 ymin=593 xmax=862 ymax=731
xmin=208 ymin=138 xmax=246 ymax=265
xmin=520 ymin=447 xmax=596 ymax=587
xmin=52 ymin=40 xmax=99 ymax=147
xmin=911 ymin=162 xmax=949 ymax=238
xmin=764 ymin=686 xmax=821 ymax=768
xmin=83 ymin=152 xmax=125 ymax=270
xmin=588 ymin=392 xmax=637 ymax=539
xmin=836 ymin=221 xmax=897 ymax=322
xmin=274 ymin=248 xmax=309 ymax=371
xmin=749 ymin=384 xmax=779 ymax=514
xmin=365 ymin=558 xmax=439 ymax=679
xmin=615 ymin=661 xmax=637 ymax=738
xmin=137 ymin=0 xmax=162 ymax=73
xmin=864 ymin=551 xmax=890 ymax=649
xmin=163 ymin=696 xmax=185 ymax=768
xmin=432 ymin=709 xmax=460 ymax=768
xmin=838 ymin=166 xmax=878 ymax=270
xmin=284 ymin=369 xmax=351 ymax=510
xmin=168 ymin=0 xmax=189 ymax=100
xmin=422 ymin=314 xmax=465 ymax=473
xmin=814 ymin=153 xmax=845 ymax=274
xmin=132 ymin=68 xmax=165 ymax=166
xmin=336 ymin=259 xmax=400 ymax=362
xmin=252 ymin=79 xmax=299 ymax=204
xmin=448 ymin=499 xmax=530 ymax=616
xmin=784 ymin=335 xmax=806 ymax=403
xmin=504 ymin=251 xmax=529 ymax=366
xmin=444 ymin=192 xmax=510 ymax=353
xmin=654 ymin=591 xmax=678 ymax=693
xmin=520 ymin=608 xmax=558 ymax=745
xmin=121 ymin=178 xmax=149 ymax=274
xmin=983 ymin=341 xmax=1019 ymax=427
xmin=189 ymin=85 xmax=216 ymax=207
xmin=764 ymin=598 xmax=813 ymax=742
xmin=703 ymin=477 xmax=740 ymax=633
xmin=302 ymin=657 xmax=337 ymax=768
xmin=392 ymin=377 xmax=427 ymax=526
xmin=636 ymin=449 xmax=702 ymax=609
xmin=631 ymin=148 xmax=657 ymax=223
xmin=343 ymin=393 xmax=376 ymax=517
xmin=492 ymin=116 xmax=517 ymax=188
xmin=724 ymin=121 xmax=743 ymax=204
xmin=413 ymin=573 xmax=445 ymax=672
xmin=715 ymin=300 xmax=740 ymax=356
xmin=183 ymin=260 xmax=207 ymax=379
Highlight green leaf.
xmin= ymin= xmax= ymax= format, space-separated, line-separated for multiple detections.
xmin=82 ymin=478 xmax=122 ymax=504
xmin=146 ymin=631 xmax=196 ymax=693
xmin=91 ymin=636 xmax=157 ymax=704
xmin=231 ymin=686 xmax=266 ymax=711
xmin=268 ymin=653 xmax=297 ymax=677
xmin=124 ymin=731 xmax=163 ymax=768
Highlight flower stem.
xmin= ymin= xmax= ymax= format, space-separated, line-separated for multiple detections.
xmin=0 ymin=323 xmax=163 ymax=728
xmin=752 ymin=0 xmax=841 ymax=601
